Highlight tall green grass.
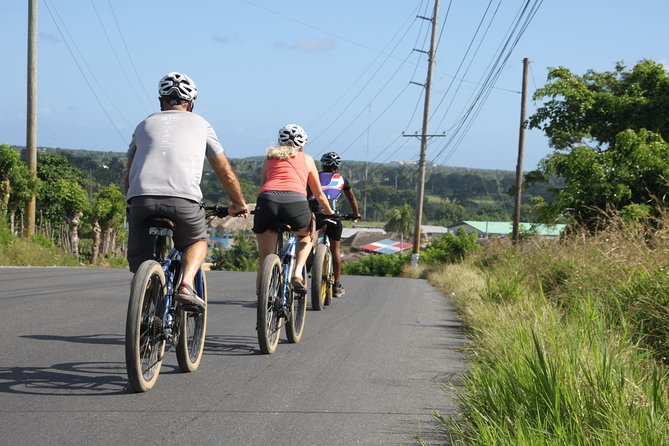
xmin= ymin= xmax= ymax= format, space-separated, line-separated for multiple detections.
xmin=426 ymin=218 xmax=669 ymax=445
xmin=0 ymin=223 xmax=80 ymax=266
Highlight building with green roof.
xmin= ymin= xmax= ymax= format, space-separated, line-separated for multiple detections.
xmin=447 ymin=221 xmax=566 ymax=238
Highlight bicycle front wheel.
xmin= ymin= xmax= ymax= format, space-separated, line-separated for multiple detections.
xmin=310 ymin=244 xmax=329 ymax=311
xmin=125 ymin=260 xmax=166 ymax=392
xmin=286 ymin=265 xmax=307 ymax=344
xmin=176 ymin=268 xmax=208 ymax=372
xmin=257 ymin=254 xmax=282 ymax=354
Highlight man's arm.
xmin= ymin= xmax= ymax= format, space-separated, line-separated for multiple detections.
xmin=209 ymin=153 xmax=248 ymax=215
xmin=344 ymin=188 xmax=361 ymax=218
xmin=124 ymin=157 xmax=132 ymax=194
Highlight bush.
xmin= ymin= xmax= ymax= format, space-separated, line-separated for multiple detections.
xmin=210 ymin=231 xmax=258 ymax=272
xmin=342 ymin=253 xmax=409 ymax=277
xmin=420 ymin=230 xmax=480 ymax=265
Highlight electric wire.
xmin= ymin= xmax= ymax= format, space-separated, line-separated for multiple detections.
xmin=89 ymin=0 xmax=152 ymax=114
xmin=306 ymin=2 xmax=423 ymax=133
xmin=310 ymin=9 xmax=424 ymax=147
xmin=430 ymin=0 xmax=544 ymax=166
xmin=106 ymin=0 xmax=155 ymax=109
xmin=320 ymin=49 xmax=417 ymax=154
xmin=41 ymin=0 xmax=128 ymax=144
xmin=321 ymin=1 xmax=432 ymax=161
xmin=337 ymin=81 xmax=412 ymax=157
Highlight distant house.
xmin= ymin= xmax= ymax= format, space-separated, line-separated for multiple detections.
xmin=420 ymin=225 xmax=449 ymax=239
xmin=447 ymin=221 xmax=566 ymax=238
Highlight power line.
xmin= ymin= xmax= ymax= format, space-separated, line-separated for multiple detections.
xmin=89 ymin=0 xmax=152 ymax=114
xmin=106 ymin=0 xmax=155 ymax=110
xmin=306 ymin=3 xmax=422 ymax=133
xmin=430 ymin=0 xmax=544 ymax=166
xmin=42 ymin=0 xmax=128 ymax=144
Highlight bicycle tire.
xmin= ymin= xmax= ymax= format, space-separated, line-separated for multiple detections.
xmin=286 ymin=265 xmax=307 ymax=344
xmin=323 ymin=250 xmax=334 ymax=306
xmin=176 ymin=268 xmax=208 ymax=372
xmin=310 ymin=244 xmax=329 ymax=311
xmin=257 ymin=254 xmax=282 ymax=354
xmin=125 ymin=260 xmax=167 ymax=392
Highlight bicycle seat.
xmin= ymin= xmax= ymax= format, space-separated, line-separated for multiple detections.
xmin=145 ymin=216 xmax=176 ymax=237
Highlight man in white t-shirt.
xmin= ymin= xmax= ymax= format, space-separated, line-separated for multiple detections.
xmin=125 ymin=72 xmax=248 ymax=309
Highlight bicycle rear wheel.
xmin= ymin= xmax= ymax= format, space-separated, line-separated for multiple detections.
xmin=286 ymin=265 xmax=307 ymax=344
xmin=257 ymin=254 xmax=282 ymax=354
xmin=176 ymin=268 xmax=208 ymax=372
xmin=125 ymin=260 xmax=166 ymax=392
xmin=310 ymin=244 xmax=329 ymax=311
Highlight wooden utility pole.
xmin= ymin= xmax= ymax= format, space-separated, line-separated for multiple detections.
xmin=25 ymin=0 xmax=38 ymax=237
xmin=512 ymin=57 xmax=529 ymax=244
xmin=411 ymin=0 xmax=439 ymax=268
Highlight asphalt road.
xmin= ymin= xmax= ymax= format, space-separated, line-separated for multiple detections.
xmin=0 ymin=267 xmax=466 ymax=445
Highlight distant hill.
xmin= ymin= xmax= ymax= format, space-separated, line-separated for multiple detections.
xmin=10 ymin=145 xmax=557 ymax=224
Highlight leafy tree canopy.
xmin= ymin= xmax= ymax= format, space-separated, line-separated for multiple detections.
xmin=529 ymin=59 xmax=669 ymax=227
xmin=529 ymin=59 xmax=669 ymax=151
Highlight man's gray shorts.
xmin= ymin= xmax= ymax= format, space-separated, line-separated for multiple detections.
xmin=127 ymin=196 xmax=206 ymax=273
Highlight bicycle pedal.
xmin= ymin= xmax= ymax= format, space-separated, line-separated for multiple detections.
xmin=178 ymin=302 xmax=205 ymax=313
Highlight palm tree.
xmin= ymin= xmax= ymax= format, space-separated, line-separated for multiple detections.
xmin=384 ymin=204 xmax=414 ymax=246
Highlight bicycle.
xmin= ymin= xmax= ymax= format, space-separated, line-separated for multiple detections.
xmin=309 ymin=214 xmax=357 ymax=311
xmin=256 ymin=222 xmax=308 ymax=354
xmin=125 ymin=204 xmax=230 ymax=392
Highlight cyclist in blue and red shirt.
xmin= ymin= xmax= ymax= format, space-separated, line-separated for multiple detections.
xmin=310 ymin=152 xmax=361 ymax=297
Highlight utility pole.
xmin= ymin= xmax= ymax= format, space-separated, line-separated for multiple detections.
xmin=512 ymin=57 xmax=529 ymax=244
xmin=25 ymin=0 xmax=38 ymax=237
xmin=364 ymin=104 xmax=371 ymax=220
xmin=411 ymin=0 xmax=439 ymax=268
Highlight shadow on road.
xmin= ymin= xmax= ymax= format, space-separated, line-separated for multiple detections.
xmin=204 ymin=334 xmax=258 ymax=356
xmin=0 ymin=361 xmax=141 ymax=396
xmin=21 ymin=333 xmax=124 ymax=345
xmin=207 ymin=299 xmax=256 ymax=309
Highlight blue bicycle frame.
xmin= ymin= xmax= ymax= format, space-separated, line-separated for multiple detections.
xmin=158 ymin=247 xmax=205 ymax=337
xmin=278 ymin=231 xmax=298 ymax=308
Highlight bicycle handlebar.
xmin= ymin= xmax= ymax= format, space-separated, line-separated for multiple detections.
xmin=203 ymin=205 xmax=250 ymax=219
xmin=321 ymin=213 xmax=360 ymax=222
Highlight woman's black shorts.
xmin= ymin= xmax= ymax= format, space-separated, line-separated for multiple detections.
xmin=252 ymin=193 xmax=312 ymax=234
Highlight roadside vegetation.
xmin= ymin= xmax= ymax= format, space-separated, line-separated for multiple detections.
xmin=0 ymin=221 xmax=80 ymax=266
xmin=423 ymin=215 xmax=669 ymax=445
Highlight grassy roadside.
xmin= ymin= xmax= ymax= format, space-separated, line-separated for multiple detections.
xmin=421 ymin=219 xmax=669 ymax=445
xmin=0 ymin=224 xmax=81 ymax=266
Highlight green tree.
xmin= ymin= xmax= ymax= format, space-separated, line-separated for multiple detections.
xmin=529 ymin=59 xmax=669 ymax=151
xmin=7 ymin=162 xmax=39 ymax=234
xmin=54 ymin=178 xmax=90 ymax=257
xmin=90 ymin=184 xmax=126 ymax=262
xmin=37 ymin=152 xmax=87 ymax=231
xmin=210 ymin=231 xmax=258 ymax=271
xmin=528 ymin=60 xmax=669 ymax=227
xmin=0 ymin=144 xmax=21 ymax=217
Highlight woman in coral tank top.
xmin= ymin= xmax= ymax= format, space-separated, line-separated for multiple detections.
xmin=252 ymin=124 xmax=334 ymax=292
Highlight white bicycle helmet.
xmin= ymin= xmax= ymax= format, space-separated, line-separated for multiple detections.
xmin=278 ymin=124 xmax=308 ymax=148
xmin=158 ymin=72 xmax=198 ymax=100
xmin=320 ymin=151 xmax=342 ymax=169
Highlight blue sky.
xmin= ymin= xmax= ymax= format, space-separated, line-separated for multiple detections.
xmin=2 ymin=1 xmax=667 ymax=171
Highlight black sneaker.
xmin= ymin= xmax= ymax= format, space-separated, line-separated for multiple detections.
xmin=334 ymin=282 xmax=345 ymax=297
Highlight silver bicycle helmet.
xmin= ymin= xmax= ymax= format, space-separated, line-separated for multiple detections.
xmin=158 ymin=72 xmax=198 ymax=100
xmin=278 ymin=124 xmax=308 ymax=148
xmin=320 ymin=152 xmax=342 ymax=169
